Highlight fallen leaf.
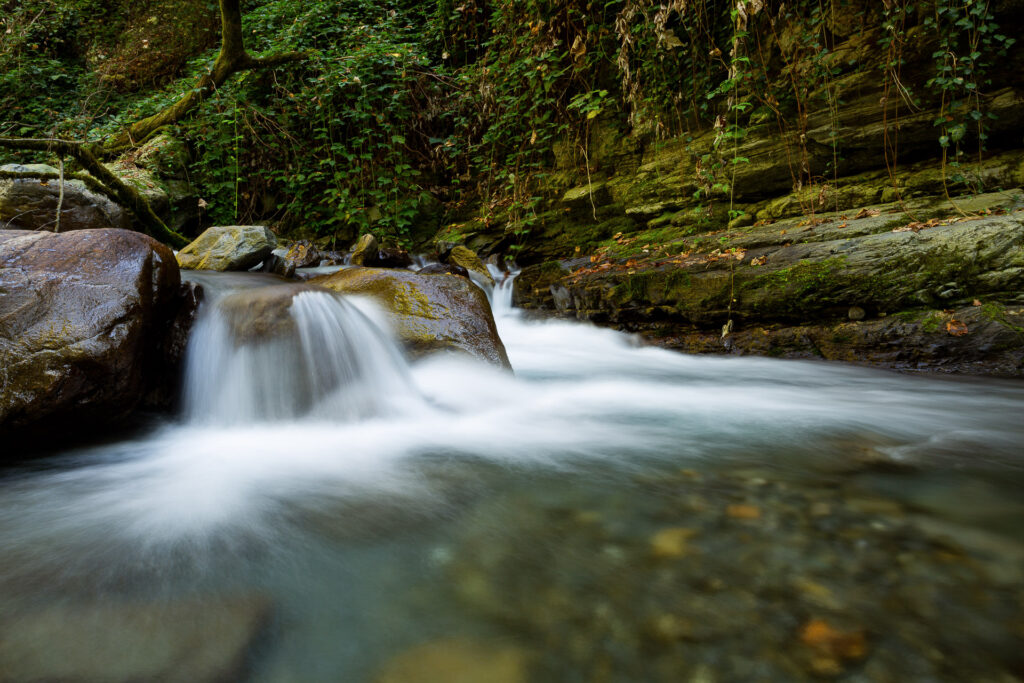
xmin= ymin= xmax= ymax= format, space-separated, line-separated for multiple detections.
xmin=855 ymin=208 xmax=881 ymax=219
xmin=973 ymin=299 xmax=982 ymax=306
xmin=946 ymin=319 xmax=969 ymax=336
xmin=751 ymin=255 xmax=767 ymax=266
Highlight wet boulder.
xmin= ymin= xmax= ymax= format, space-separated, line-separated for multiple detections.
xmin=0 ymin=228 xmax=198 ymax=448
xmin=377 ymin=246 xmax=413 ymax=269
xmin=419 ymin=262 xmax=471 ymax=278
xmin=349 ymin=233 xmax=379 ymax=266
xmin=313 ymin=266 xmax=510 ymax=368
xmin=283 ymin=240 xmax=323 ymax=269
xmin=176 ymin=225 xmax=277 ymax=271
xmin=218 ymin=283 xmax=326 ymax=343
xmin=446 ymin=245 xmax=494 ymax=285
xmin=0 ymin=163 xmax=131 ymax=232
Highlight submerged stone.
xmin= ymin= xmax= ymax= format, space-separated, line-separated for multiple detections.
xmin=0 ymin=595 xmax=271 ymax=682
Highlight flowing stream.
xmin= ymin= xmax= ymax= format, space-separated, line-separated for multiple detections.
xmin=1 ymin=267 xmax=1023 ymax=681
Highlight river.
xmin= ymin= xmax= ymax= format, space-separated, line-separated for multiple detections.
xmin=1 ymin=266 xmax=1022 ymax=681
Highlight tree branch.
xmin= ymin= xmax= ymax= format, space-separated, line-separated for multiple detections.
xmin=0 ymin=137 xmax=189 ymax=248
xmin=101 ymin=0 xmax=307 ymax=154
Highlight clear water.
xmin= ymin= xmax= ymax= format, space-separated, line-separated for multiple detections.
xmin=1 ymin=269 xmax=1022 ymax=681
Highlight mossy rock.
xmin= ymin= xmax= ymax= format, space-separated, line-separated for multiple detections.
xmin=176 ymin=225 xmax=277 ymax=271
xmin=313 ymin=267 xmax=510 ymax=368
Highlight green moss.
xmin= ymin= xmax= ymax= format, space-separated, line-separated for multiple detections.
xmin=980 ymin=301 xmax=1024 ymax=334
xmin=920 ymin=310 xmax=944 ymax=333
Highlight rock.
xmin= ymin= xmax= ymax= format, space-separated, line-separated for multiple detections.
xmin=0 ymin=229 xmax=197 ymax=448
xmin=377 ymin=246 xmax=414 ymax=268
xmin=259 ymin=252 xmax=296 ymax=278
xmin=133 ymin=133 xmax=191 ymax=179
xmin=283 ymin=240 xmax=323 ymax=269
xmin=0 ymin=163 xmax=131 ymax=232
xmin=848 ymin=305 xmax=866 ymax=321
xmin=0 ymin=595 xmax=271 ymax=683
xmin=375 ymin=638 xmax=531 ymax=683
xmin=513 ymin=202 xmax=1024 ymax=375
xmin=218 ymin=283 xmax=325 ymax=342
xmin=350 ymin=233 xmax=379 ymax=266
xmin=312 ymin=267 xmax=510 ymax=368
xmin=419 ymin=262 xmax=471 ymax=278
xmin=176 ymin=225 xmax=277 ymax=271
xmin=447 ymin=245 xmax=494 ymax=285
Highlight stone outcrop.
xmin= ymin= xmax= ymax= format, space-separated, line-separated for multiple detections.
xmin=313 ymin=267 xmax=510 ymax=368
xmin=0 ymin=163 xmax=131 ymax=233
xmin=176 ymin=225 xmax=277 ymax=271
xmin=514 ymin=192 xmax=1024 ymax=375
xmin=0 ymin=228 xmax=199 ymax=447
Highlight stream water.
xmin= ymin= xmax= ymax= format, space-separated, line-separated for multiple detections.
xmin=1 ymin=267 xmax=1023 ymax=681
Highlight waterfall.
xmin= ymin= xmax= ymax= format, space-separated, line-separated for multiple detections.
xmin=183 ymin=286 xmax=420 ymax=425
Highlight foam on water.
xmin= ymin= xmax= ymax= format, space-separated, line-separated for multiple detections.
xmin=1 ymin=269 xmax=1023 ymax=552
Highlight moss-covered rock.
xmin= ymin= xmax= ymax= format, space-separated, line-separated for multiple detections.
xmin=447 ymin=245 xmax=494 ymax=285
xmin=176 ymin=225 xmax=277 ymax=271
xmin=313 ymin=267 xmax=510 ymax=368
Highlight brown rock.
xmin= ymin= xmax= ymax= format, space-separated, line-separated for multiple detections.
xmin=283 ymin=240 xmax=322 ymax=268
xmin=312 ymin=267 xmax=510 ymax=368
xmin=0 ymin=228 xmax=196 ymax=448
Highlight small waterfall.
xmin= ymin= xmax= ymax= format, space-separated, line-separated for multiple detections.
xmin=485 ymin=263 xmax=518 ymax=320
xmin=183 ymin=286 xmax=420 ymax=424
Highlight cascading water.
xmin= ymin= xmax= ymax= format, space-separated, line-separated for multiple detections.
xmin=184 ymin=287 xmax=419 ymax=424
xmin=2 ymin=267 xmax=1024 ymax=682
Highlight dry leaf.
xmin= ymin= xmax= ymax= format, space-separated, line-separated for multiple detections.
xmin=751 ymin=255 xmax=767 ymax=266
xmin=946 ymin=319 xmax=969 ymax=336
xmin=972 ymin=299 xmax=982 ymax=306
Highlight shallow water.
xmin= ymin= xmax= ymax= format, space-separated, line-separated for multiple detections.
xmin=1 ymin=269 xmax=1023 ymax=681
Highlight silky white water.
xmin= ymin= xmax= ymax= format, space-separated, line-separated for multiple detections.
xmin=1 ymin=268 xmax=1023 ymax=680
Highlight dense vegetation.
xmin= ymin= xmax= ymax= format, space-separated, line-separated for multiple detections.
xmin=1 ymin=0 xmax=1018 ymax=249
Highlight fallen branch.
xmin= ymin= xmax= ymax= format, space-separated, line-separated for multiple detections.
xmin=0 ymin=137 xmax=189 ymax=247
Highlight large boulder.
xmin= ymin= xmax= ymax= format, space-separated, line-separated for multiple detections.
xmin=0 ymin=228 xmax=198 ymax=448
xmin=0 ymin=163 xmax=131 ymax=232
xmin=176 ymin=225 xmax=277 ymax=271
xmin=313 ymin=267 xmax=510 ymax=368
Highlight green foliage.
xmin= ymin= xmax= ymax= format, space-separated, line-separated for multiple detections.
xmin=4 ymin=0 xmax=1018 ymax=246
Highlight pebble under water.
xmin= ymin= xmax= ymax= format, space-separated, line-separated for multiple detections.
xmin=1 ymin=268 xmax=1023 ymax=682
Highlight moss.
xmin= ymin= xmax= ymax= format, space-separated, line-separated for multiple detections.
xmin=980 ymin=301 xmax=1024 ymax=334
xmin=920 ymin=311 xmax=944 ymax=333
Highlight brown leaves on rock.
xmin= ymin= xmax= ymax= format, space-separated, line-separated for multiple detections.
xmin=946 ymin=318 xmax=969 ymax=336
xmin=854 ymin=207 xmax=881 ymax=219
